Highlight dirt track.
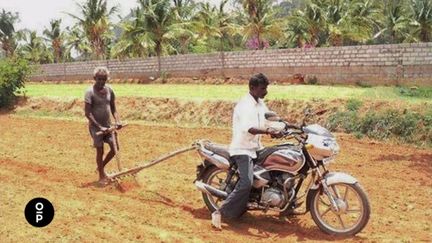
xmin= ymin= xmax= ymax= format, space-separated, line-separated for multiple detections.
xmin=0 ymin=115 xmax=431 ymax=242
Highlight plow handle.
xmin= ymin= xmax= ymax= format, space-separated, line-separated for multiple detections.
xmin=96 ymin=123 xmax=128 ymax=136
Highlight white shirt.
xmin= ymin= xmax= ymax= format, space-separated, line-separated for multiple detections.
xmin=229 ymin=93 xmax=270 ymax=158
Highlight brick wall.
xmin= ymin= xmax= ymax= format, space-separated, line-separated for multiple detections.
xmin=30 ymin=42 xmax=432 ymax=86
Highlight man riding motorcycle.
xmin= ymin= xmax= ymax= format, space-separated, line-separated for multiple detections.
xmin=211 ymin=73 xmax=282 ymax=229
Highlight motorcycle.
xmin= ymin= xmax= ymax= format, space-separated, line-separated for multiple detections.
xmin=194 ymin=110 xmax=370 ymax=236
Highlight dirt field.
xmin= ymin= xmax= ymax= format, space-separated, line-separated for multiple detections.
xmin=0 ymin=115 xmax=431 ymax=242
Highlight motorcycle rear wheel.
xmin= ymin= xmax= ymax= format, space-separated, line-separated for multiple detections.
xmin=309 ymin=182 xmax=370 ymax=236
xmin=201 ymin=166 xmax=230 ymax=212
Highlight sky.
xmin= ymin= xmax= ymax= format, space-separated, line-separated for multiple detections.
xmin=1 ymin=0 xmax=221 ymax=34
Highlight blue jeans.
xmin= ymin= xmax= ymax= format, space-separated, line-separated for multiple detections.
xmin=219 ymin=155 xmax=253 ymax=219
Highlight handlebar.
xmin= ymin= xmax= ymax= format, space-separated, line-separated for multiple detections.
xmin=268 ymin=121 xmax=305 ymax=142
xmin=96 ymin=123 xmax=128 ymax=136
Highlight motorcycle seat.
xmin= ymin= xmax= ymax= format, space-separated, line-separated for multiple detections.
xmin=204 ymin=142 xmax=230 ymax=160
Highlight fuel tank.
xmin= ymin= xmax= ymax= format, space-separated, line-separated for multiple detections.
xmin=262 ymin=147 xmax=305 ymax=173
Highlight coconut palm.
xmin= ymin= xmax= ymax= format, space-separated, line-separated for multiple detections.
xmin=171 ymin=0 xmax=197 ymax=54
xmin=298 ymin=0 xmax=382 ymax=46
xmin=43 ymin=19 xmax=66 ymax=63
xmin=342 ymin=0 xmax=383 ymax=45
xmin=192 ymin=2 xmax=221 ymax=52
xmin=284 ymin=13 xmax=314 ymax=47
xmin=64 ymin=25 xmax=92 ymax=60
xmin=409 ymin=0 xmax=432 ymax=42
xmin=135 ymin=0 xmax=181 ymax=75
xmin=376 ymin=0 xmax=412 ymax=44
xmin=111 ymin=8 xmax=155 ymax=58
xmin=215 ymin=0 xmax=240 ymax=51
xmin=67 ymin=0 xmax=118 ymax=59
xmin=19 ymin=30 xmax=53 ymax=64
xmin=0 ymin=9 xmax=20 ymax=57
xmin=284 ymin=2 xmax=326 ymax=47
xmin=172 ymin=0 xmax=196 ymax=21
xmin=240 ymin=0 xmax=283 ymax=49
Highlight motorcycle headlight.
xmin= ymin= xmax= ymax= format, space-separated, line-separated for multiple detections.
xmin=323 ymin=138 xmax=340 ymax=156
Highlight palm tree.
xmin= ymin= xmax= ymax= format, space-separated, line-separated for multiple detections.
xmin=64 ymin=25 xmax=92 ymax=60
xmin=377 ymin=0 xmax=412 ymax=44
xmin=19 ymin=30 xmax=53 ymax=64
xmin=301 ymin=0 xmax=382 ymax=46
xmin=342 ymin=0 xmax=383 ymax=45
xmin=192 ymin=2 xmax=221 ymax=52
xmin=172 ymin=0 xmax=196 ymax=21
xmin=67 ymin=0 xmax=118 ymax=59
xmin=170 ymin=0 xmax=197 ymax=54
xmin=111 ymin=8 xmax=155 ymax=58
xmin=215 ymin=0 xmax=239 ymax=52
xmin=409 ymin=0 xmax=432 ymax=42
xmin=284 ymin=2 xmax=325 ymax=47
xmin=321 ymin=0 xmax=351 ymax=46
xmin=137 ymin=0 xmax=180 ymax=75
xmin=284 ymin=13 xmax=313 ymax=47
xmin=43 ymin=19 xmax=66 ymax=63
xmin=0 ymin=9 xmax=20 ymax=57
xmin=241 ymin=0 xmax=283 ymax=49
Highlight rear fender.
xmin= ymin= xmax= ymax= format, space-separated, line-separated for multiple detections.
xmin=197 ymin=148 xmax=230 ymax=170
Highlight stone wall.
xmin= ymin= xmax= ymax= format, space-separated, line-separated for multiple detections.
xmin=30 ymin=42 xmax=432 ymax=86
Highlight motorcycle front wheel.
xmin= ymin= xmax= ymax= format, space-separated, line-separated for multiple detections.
xmin=309 ymin=182 xmax=370 ymax=236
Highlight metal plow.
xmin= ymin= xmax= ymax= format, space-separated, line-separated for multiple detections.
xmin=107 ymin=145 xmax=197 ymax=181
xmin=96 ymin=124 xmax=198 ymax=187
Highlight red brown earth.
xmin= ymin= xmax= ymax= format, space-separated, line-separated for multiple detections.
xmin=0 ymin=115 xmax=431 ymax=242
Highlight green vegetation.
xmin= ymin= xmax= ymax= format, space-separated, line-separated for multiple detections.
xmin=21 ymin=83 xmax=432 ymax=103
xmin=327 ymin=102 xmax=432 ymax=146
xmin=346 ymin=98 xmax=363 ymax=111
xmin=0 ymin=58 xmax=31 ymax=107
xmin=398 ymin=86 xmax=432 ymax=98
xmin=1 ymin=0 xmax=432 ymax=63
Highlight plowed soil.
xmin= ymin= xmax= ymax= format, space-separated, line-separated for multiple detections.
xmin=0 ymin=115 xmax=431 ymax=242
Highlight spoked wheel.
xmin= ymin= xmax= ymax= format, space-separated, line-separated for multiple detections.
xmin=309 ymin=182 xmax=370 ymax=236
xmin=201 ymin=166 xmax=236 ymax=212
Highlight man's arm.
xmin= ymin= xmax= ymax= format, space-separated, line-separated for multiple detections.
xmin=109 ymin=89 xmax=122 ymax=126
xmin=234 ymin=103 xmax=279 ymax=136
xmin=248 ymin=127 xmax=279 ymax=136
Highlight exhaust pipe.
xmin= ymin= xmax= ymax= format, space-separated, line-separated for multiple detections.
xmin=195 ymin=181 xmax=228 ymax=199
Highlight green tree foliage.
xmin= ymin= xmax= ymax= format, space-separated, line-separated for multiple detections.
xmin=0 ymin=58 xmax=31 ymax=108
xmin=67 ymin=0 xmax=118 ymax=59
xmin=3 ymin=0 xmax=432 ymax=62
xmin=113 ymin=0 xmax=182 ymax=74
xmin=43 ymin=19 xmax=68 ymax=63
xmin=239 ymin=0 xmax=283 ymax=49
xmin=0 ymin=9 xmax=20 ymax=57
xmin=18 ymin=31 xmax=52 ymax=64
xmin=409 ymin=0 xmax=432 ymax=42
xmin=64 ymin=25 xmax=92 ymax=60
xmin=171 ymin=0 xmax=198 ymax=54
xmin=191 ymin=0 xmax=238 ymax=53
xmin=376 ymin=0 xmax=413 ymax=44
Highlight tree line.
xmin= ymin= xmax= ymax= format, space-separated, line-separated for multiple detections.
xmin=1 ymin=0 xmax=431 ymax=67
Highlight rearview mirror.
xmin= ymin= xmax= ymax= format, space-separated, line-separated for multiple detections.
xmin=265 ymin=111 xmax=281 ymax=122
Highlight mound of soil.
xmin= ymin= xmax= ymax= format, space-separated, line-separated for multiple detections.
xmin=14 ymin=96 xmax=429 ymax=129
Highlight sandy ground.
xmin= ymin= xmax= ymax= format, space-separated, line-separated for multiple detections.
xmin=0 ymin=115 xmax=431 ymax=242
